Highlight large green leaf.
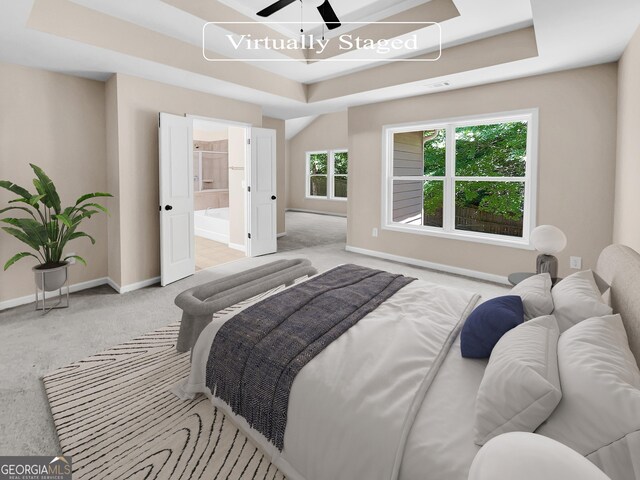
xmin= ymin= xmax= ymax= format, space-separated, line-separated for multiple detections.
xmin=75 ymin=192 xmax=112 ymax=206
xmin=33 ymin=179 xmax=47 ymax=207
xmin=1 ymin=218 xmax=48 ymax=246
xmin=1 ymin=226 xmax=42 ymax=251
xmin=54 ymin=213 xmax=73 ymax=229
xmin=47 ymin=219 xmax=60 ymax=242
xmin=8 ymin=198 xmax=33 ymax=205
xmin=75 ymin=209 xmax=99 ymax=222
xmin=78 ymin=203 xmax=109 ymax=215
xmin=28 ymin=194 xmax=46 ymax=207
xmin=30 ymin=164 xmax=61 ymax=214
xmin=4 ymin=252 xmax=40 ymax=271
xmin=61 ymin=206 xmax=75 ymax=217
xmin=0 ymin=180 xmax=32 ymax=200
xmin=68 ymin=231 xmax=96 ymax=244
xmin=0 ymin=206 xmax=38 ymax=219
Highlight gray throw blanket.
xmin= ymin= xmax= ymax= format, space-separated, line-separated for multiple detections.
xmin=205 ymin=264 xmax=415 ymax=450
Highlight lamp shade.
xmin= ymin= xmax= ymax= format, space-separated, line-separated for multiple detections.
xmin=530 ymin=225 xmax=567 ymax=255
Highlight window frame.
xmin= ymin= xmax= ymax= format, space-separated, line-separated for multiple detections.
xmin=381 ymin=109 xmax=538 ymax=249
xmin=306 ymin=149 xmax=349 ymax=201
xmin=331 ymin=149 xmax=349 ymax=201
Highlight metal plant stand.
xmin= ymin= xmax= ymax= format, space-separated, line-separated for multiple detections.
xmin=35 ymin=265 xmax=70 ymax=314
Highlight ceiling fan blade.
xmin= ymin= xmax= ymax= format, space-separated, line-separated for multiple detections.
xmin=257 ymin=0 xmax=297 ymax=17
xmin=317 ymin=0 xmax=341 ymax=30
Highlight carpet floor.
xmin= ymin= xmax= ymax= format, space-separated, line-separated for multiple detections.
xmin=0 ymin=212 xmax=508 ymax=457
xmin=43 ymin=321 xmax=285 ymax=480
xmin=276 ymin=212 xmax=346 ymax=252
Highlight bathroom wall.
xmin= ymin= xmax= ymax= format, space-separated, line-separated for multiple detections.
xmin=193 ymin=135 xmax=230 ymax=211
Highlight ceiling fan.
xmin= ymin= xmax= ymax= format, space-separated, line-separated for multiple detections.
xmin=257 ymin=0 xmax=342 ymax=31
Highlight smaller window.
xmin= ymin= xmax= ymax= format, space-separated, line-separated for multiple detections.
xmin=306 ymin=150 xmax=348 ymax=200
xmin=308 ymin=152 xmax=328 ymax=197
xmin=333 ymin=150 xmax=348 ymax=199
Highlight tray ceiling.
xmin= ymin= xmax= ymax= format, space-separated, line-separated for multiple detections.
xmin=0 ymin=0 xmax=638 ymax=118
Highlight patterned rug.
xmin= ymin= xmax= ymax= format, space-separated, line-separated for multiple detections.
xmin=42 ymin=321 xmax=286 ymax=480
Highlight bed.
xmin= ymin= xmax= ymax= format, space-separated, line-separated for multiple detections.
xmin=174 ymin=245 xmax=640 ymax=480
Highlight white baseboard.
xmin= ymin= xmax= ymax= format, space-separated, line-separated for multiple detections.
xmin=108 ymin=276 xmax=161 ymax=294
xmin=228 ymin=242 xmax=246 ymax=253
xmin=286 ymin=208 xmax=347 ymax=218
xmin=195 ymin=229 xmax=230 ymax=244
xmin=0 ymin=276 xmax=110 ymax=311
xmin=345 ymin=245 xmax=510 ymax=285
xmin=106 ymin=277 xmax=121 ymax=293
xmin=1 ymin=274 xmax=165 ymax=310
xmin=229 ymin=236 xmax=283 ymax=253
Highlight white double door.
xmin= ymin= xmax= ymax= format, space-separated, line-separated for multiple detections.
xmin=158 ymin=113 xmax=277 ymax=286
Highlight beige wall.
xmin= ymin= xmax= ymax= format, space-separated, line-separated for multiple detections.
xmin=105 ymin=75 xmax=122 ymax=286
xmin=347 ymin=64 xmax=618 ymax=279
xmin=108 ymin=74 xmax=263 ymax=287
xmin=0 ymin=63 xmax=108 ymax=303
xmin=287 ymin=112 xmax=349 ymax=216
xmin=614 ymin=26 xmax=640 ymax=253
xmin=262 ymin=116 xmax=286 ymax=234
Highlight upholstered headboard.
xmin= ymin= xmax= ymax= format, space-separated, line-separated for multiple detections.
xmin=596 ymin=244 xmax=640 ymax=365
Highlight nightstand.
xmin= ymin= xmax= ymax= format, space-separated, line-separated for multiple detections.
xmin=508 ymin=272 xmax=535 ymax=286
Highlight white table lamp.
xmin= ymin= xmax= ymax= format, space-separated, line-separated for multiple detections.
xmin=530 ymin=225 xmax=567 ymax=279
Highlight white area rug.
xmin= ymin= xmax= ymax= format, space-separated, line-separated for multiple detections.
xmin=43 ymin=322 xmax=285 ymax=480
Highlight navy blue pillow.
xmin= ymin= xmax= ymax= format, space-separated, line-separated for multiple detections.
xmin=461 ymin=295 xmax=524 ymax=359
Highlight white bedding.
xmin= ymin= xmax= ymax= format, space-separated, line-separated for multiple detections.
xmin=401 ymin=333 xmax=486 ymax=480
xmin=174 ymin=277 xmax=483 ymax=480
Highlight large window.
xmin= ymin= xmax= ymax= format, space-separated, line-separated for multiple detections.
xmin=383 ymin=110 xmax=537 ymax=247
xmin=307 ymin=150 xmax=348 ymax=200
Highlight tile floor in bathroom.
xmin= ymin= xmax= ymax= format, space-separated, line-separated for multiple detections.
xmin=195 ymin=236 xmax=245 ymax=271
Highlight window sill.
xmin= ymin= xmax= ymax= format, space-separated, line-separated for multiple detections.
xmin=381 ymin=224 xmax=535 ymax=250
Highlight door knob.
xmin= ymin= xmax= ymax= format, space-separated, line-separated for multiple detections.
xmin=271 ymin=195 xmax=277 ymax=200
xmin=165 ymin=205 xmax=173 ymax=211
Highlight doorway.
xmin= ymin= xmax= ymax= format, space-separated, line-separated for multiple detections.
xmin=158 ymin=113 xmax=279 ymax=286
xmin=192 ymin=120 xmax=244 ymax=271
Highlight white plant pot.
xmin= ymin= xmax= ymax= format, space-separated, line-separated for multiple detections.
xmin=33 ymin=263 xmax=69 ymax=292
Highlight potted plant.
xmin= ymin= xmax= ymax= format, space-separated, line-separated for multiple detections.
xmin=0 ymin=164 xmax=112 ymax=291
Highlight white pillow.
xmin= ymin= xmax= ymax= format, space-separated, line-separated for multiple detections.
xmin=474 ymin=315 xmax=562 ymax=445
xmin=510 ymin=273 xmax=554 ymax=320
xmin=469 ymin=433 xmax=611 ymax=480
xmin=536 ymin=314 xmax=640 ymax=479
xmin=551 ymin=270 xmax=612 ymax=332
